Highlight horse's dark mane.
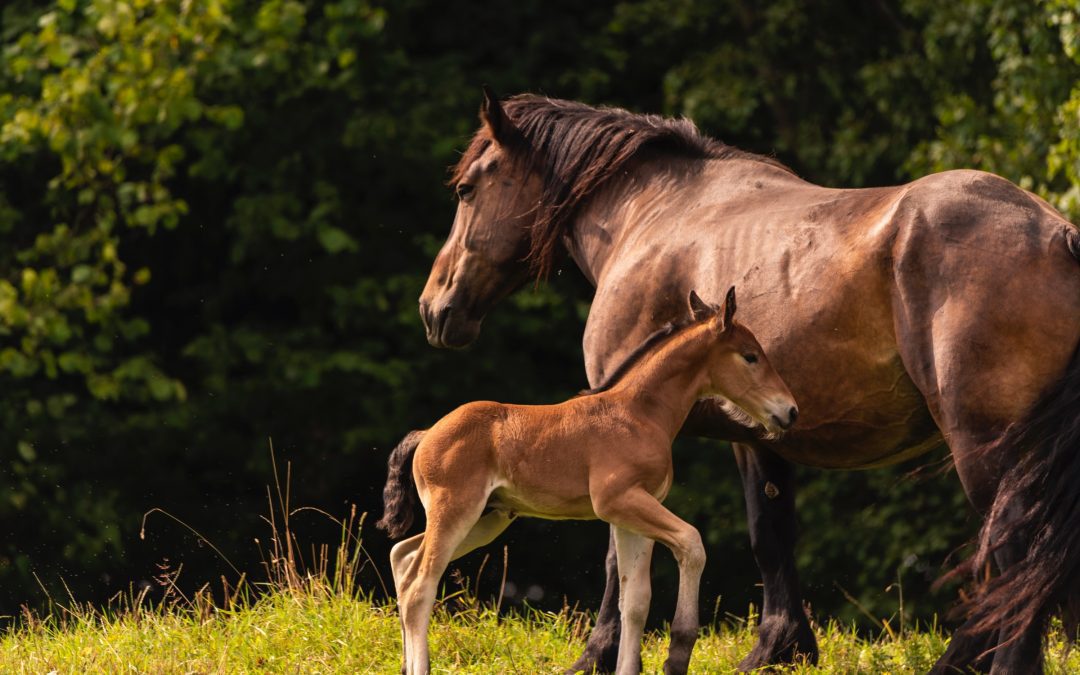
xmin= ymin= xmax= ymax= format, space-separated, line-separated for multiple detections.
xmin=450 ymin=95 xmax=793 ymax=278
xmin=579 ymin=313 xmax=706 ymax=396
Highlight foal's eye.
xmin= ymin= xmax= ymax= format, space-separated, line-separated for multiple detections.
xmin=742 ymin=353 xmax=758 ymax=364
xmin=456 ymin=183 xmax=475 ymax=200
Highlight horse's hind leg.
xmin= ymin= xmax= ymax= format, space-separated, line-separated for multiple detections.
xmin=893 ymin=313 xmax=1076 ymax=671
xmin=895 ymin=336 xmax=1064 ymax=673
xmin=928 ymin=432 xmax=1044 ymax=675
xmin=732 ymin=443 xmax=817 ymax=671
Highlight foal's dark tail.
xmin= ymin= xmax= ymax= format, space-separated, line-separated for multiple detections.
xmin=376 ymin=430 xmax=426 ymax=539
xmin=956 ymin=336 xmax=1080 ymax=648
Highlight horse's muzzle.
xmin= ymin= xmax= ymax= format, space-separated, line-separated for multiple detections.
xmin=419 ymin=298 xmax=480 ymax=349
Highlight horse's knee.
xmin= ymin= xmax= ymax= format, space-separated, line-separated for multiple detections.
xmin=591 ymin=492 xmax=618 ymax=523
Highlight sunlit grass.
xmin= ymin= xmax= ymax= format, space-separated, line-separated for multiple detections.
xmin=4 ymin=456 xmax=1076 ymax=674
xmin=4 ymin=587 xmax=1080 ymax=673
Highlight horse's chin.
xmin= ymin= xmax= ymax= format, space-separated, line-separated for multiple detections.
xmin=426 ymin=316 xmax=482 ymax=350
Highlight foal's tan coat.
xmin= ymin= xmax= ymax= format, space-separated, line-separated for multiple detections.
xmin=383 ymin=290 xmax=797 ymax=675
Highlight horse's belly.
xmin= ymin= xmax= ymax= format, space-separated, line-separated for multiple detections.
xmin=768 ymin=404 xmax=943 ymax=469
xmin=690 ymin=346 xmax=942 ymax=468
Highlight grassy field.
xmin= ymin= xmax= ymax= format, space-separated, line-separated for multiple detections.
xmin=4 ymin=583 xmax=1080 ymax=674
xmin=3 ymin=498 xmax=1075 ymax=674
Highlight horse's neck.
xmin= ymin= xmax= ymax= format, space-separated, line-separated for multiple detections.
xmin=564 ymin=156 xmax=711 ymax=284
xmin=565 ymin=157 xmax=796 ymax=284
xmin=609 ymin=325 xmax=713 ymax=435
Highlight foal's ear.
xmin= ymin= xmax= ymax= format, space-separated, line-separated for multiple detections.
xmin=720 ymin=286 xmax=737 ymax=329
xmin=481 ymin=85 xmax=513 ymax=144
xmin=688 ymin=289 xmax=714 ymax=321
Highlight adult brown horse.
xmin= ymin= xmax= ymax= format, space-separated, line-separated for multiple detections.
xmin=418 ymin=91 xmax=1080 ymax=674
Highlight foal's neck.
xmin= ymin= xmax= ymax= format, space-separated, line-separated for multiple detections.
xmin=607 ymin=324 xmax=714 ymax=437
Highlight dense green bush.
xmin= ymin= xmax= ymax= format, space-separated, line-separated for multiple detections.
xmin=0 ymin=0 xmax=1077 ymax=628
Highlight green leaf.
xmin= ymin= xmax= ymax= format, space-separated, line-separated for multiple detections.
xmin=317 ymin=226 xmax=358 ymax=254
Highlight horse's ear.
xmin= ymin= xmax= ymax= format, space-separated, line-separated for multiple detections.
xmin=688 ymin=290 xmax=713 ymax=321
xmin=481 ymin=85 xmax=513 ymax=144
xmin=721 ymin=286 xmax=737 ymax=329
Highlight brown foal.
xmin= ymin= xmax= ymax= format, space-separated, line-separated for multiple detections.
xmin=378 ymin=288 xmax=797 ymax=675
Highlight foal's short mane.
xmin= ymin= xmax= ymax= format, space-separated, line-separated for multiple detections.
xmin=579 ymin=314 xmax=706 ymax=396
xmin=450 ymin=95 xmax=793 ymax=279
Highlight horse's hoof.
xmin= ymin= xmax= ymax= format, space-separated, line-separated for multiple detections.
xmin=736 ymin=618 xmax=818 ymax=672
xmin=564 ymin=644 xmax=620 ymax=674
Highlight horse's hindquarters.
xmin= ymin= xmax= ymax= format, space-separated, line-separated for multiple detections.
xmin=889 ymin=170 xmax=1080 ymax=508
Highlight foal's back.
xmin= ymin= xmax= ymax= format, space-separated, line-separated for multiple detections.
xmin=415 ymin=394 xmax=670 ymax=520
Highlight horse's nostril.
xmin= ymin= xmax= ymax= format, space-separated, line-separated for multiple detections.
xmin=788 ymin=407 xmax=799 ymax=425
xmin=437 ymin=304 xmax=452 ymax=324
xmin=419 ymin=299 xmax=432 ymax=330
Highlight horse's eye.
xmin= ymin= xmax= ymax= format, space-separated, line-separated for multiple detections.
xmin=456 ymin=184 xmax=475 ymax=200
xmin=743 ymin=353 xmax=758 ymax=364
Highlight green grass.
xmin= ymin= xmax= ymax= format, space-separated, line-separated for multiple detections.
xmin=4 ymin=584 xmax=1080 ymax=674
xmin=4 ymin=479 xmax=1075 ymax=674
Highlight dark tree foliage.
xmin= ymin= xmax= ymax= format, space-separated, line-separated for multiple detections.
xmin=1 ymin=0 xmax=1077 ymax=629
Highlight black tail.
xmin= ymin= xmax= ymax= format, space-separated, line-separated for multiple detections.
xmin=376 ymin=430 xmax=425 ymax=539
xmin=958 ymin=341 xmax=1080 ymax=646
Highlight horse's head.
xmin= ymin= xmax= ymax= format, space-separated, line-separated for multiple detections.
xmin=691 ymin=288 xmax=799 ymax=435
xmin=419 ymin=90 xmax=541 ymax=348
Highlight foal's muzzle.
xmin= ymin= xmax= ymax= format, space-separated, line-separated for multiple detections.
xmin=770 ymin=406 xmax=799 ymax=432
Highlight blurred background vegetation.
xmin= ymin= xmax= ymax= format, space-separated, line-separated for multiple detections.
xmin=1 ymin=0 xmax=1079 ymax=630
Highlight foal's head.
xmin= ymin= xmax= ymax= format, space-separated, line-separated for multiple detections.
xmin=690 ymin=288 xmax=798 ymax=435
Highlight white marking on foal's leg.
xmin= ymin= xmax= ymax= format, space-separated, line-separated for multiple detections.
xmin=401 ymin=497 xmax=489 ymax=674
xmin=390 ymin=533 xmax=424 ymax=673
xmin=613 ymin=526 xmax=654 ymax=675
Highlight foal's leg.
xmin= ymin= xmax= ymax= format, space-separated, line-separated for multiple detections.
xmin=732 ymin=443 xmax=818 ymax=671
xmin=398 ymin=493 xmax=487 ymax=675
xmin=596 ymin=488 xmax=706 ymax=675
xmin=451 ymin=510 xmax=516 ymax=559
xmin=393 ymin=511 xmax=510 ymax=674
xmin=391 ymin=533 xmax=425 ymax=674
xmin=612 ymin=527 xmax=654 ymax=675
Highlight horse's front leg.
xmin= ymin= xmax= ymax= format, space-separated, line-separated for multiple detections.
xmin=565 ymin=528 xmax=622 ymax=674
xmin=733 ymin=443 xmax=818 ymax=671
